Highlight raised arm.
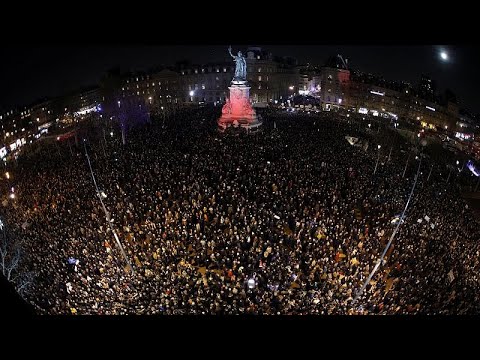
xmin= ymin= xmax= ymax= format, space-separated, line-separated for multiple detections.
xmin=228 ymin=46 xmax=235 ymax=59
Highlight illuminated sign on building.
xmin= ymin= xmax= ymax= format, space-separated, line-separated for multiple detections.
xmin=425 ymin=106 xmax=436 ymax=111
xmin=455 ymin=132 xmax=472 ymax=141
xmin=74 ymin=105 xmax=99 ymax=116
xmin=38 ymin=122 xmax=53 ymax=130
xmin=370 ymin=91 xmax=385 ymax=96
xmin=0 ymin=147 xmax=6 ymax=159
xmin=358 ymin=108 xmax=368 ymax=114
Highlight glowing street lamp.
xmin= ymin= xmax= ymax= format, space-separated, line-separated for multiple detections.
xmin=289 ymin=86 xmax=294 ymax=91
xmin=189 ymin=90 xmax=195 ymax=97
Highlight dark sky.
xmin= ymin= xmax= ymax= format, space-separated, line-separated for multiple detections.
xmin=1 ymin=45 xmax=479 ymax=113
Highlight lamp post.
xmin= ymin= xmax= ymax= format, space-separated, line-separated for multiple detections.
xmin=374 ymin=145 xmax=381 ymax=175
xmin=83 ymin=142 xmax=134 ymax=274
xmin=446 ymin=167 xmax=452 ymax=183
xmin=402 ymin=152 xmax=411 ymax=178
xmin=427 ymin=164 xmax=433 ymax=182
xmin=161 ymin=106 xmax=165 ymax=128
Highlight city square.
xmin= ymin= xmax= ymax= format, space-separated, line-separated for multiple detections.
xmin=1 ymin=45 xmax=480 ymax=315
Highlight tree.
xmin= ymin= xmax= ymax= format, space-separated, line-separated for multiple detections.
xmin=0 ymin=221 xmax=34 ymax=298
xmin=117 ymin=98 xmax=150 ymax=146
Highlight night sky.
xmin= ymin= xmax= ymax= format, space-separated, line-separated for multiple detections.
xmin=1 ymin=45 xmax=479 ymax=113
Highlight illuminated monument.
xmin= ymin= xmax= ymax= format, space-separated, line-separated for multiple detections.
xmin=218 ymin=46 xmax=263 ymax=132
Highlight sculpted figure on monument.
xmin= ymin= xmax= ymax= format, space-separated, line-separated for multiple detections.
xmin=228 ymin=46 xmax=247 ymax=81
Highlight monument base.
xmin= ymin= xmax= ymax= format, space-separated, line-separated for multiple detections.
xmin=218 ymin=81 xmax=262 ymax=133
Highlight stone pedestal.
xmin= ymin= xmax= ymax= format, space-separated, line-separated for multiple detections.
xmin=218 ymin=81 xmax=262 ymax=132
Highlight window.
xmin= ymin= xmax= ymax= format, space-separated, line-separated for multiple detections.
xmin=152 ymin=82 xmax=155 ymax=86
xmin=202 ymin=84 xmax=206 ymax=90
xmin=258 ymin=76 xmax=262 ymax=81
xmin=216 ymin=68 xmax=220 ymax=73
xmin=223 ymin=68 xmax=226 ymax=72
xmin=195 ymin=69 xmax=198 ymax=74
xmin=258 ymin=68 xmax=262 ymax=73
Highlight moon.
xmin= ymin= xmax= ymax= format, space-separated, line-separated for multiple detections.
xmin=440 ymin=51 xmax=448 ymax=61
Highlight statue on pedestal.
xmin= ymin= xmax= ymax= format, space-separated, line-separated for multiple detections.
xmin=228 ymin=46 xmax=247 ymax=82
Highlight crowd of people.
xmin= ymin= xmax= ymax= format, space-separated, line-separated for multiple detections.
xmin=2 ymin=105 xmax=480 ymax=315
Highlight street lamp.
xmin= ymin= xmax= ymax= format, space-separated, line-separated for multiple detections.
xmin=117 ymin=101 xmax=121 ymax=108
xmin=374 ymin=145 xmax=381 ymax=175
xmin=161 ymin=106 xmax=165 ymax=128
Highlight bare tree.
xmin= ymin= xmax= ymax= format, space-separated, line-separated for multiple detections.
xmin=0 ymin=221 xmax=34 ymax=298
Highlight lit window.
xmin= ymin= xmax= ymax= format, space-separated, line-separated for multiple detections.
xmin=136 ymin=77 xmax=139 ymax=81
xmin=202 ymin=69 xmax=205 ymax=73
xmin=216 ymin=68 xmax=220 ymax=73
xmin=137 ymin=91 xmax=140 ymax=95
xmin=223 ymin=68 xmax=226 ymax=72
xmin=202 ymin=84 xmax=206 ymax=90
xmin=195 ymin=69 xmax=198 ymax=74
xmin=258 ymin=76 xmax=262 ymax=81
xmin=257 ymin=55 xmax=260 ymax=59
xmin=152 ymin=82 xmax=155 ymax=86
xmin=258 ymin=68 xmax=261 ymax=73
